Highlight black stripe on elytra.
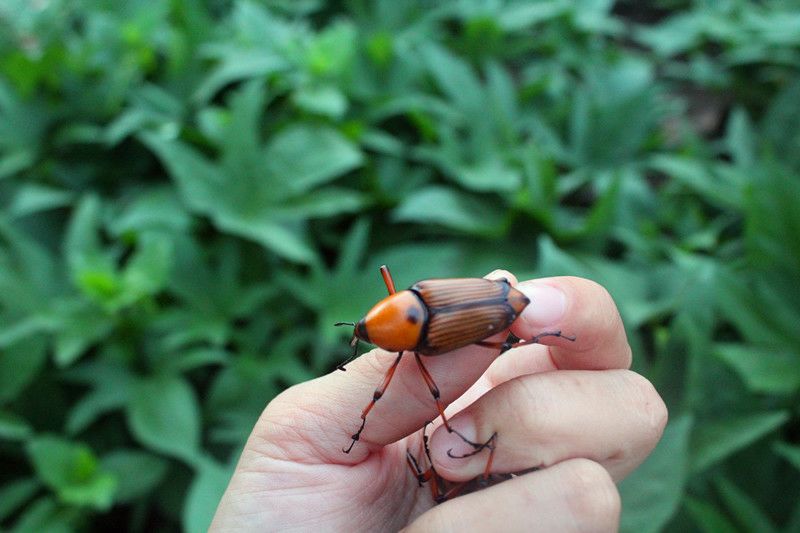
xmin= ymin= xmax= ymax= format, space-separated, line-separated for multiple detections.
xmin=407 ymin=289 xmax=430 ymax=352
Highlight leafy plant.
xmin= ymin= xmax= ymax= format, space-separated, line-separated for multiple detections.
xmin=1 ymin=0 xmax=799 ymax=531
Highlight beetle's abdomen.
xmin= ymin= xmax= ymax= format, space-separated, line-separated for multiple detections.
xmin=411 ymin=278 xmax=529 ymax=355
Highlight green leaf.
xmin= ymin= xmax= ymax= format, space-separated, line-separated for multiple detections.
xmin=212 ymin=216 xmax=315 ymax=264
xmin=691 ymin=411 xmax=789 ymax=473
xmin=107 ymin=187 xmax=191 ymax=236
xmin=725 ymin=108 xmax=755 ymax=168
xmin=305 ymin=20 xmax=357 ymax=77
xmin=26 ymin=436 xmax=117 ymax=510
xmin=0 ymin=337 xmax=48 ymax=402
xmin=455 ymin=158 xmax=521 ymax=192
xmin=715 ymin=476 xmax=778 ymax=533
xmin=393 ymin=186 xmax=506 ymax=235
xmin=271 ymin=188 xmax=369 ymax=219
xmin=206 ymin=355 xmax=282 ymax=443
xmin=127 ymin=375 xmax=202 ymax=464
xmin=0 ymin=478 xmax=39 ymax=522
xmin=684 ymin=497 xmax=739 ymax=533
xmin=157 ymin=348 xmax=230 ymax=374
xmin=293 ymin=85 xmax=348 ymax=119
xmin=140 ymin=132 xmax=225 ymax=216
xmin=183 ymin=458 xmax=233 ymax=533
xmin=63 ymin=360 xmax=133 ymax=433
xmin=66 ymin=386 xmax=130 ymax=435
xmin=619 ymin=415 xmax=692 ymax=533
xmin=101 ymin=449 xmax=169 ymax=503
xmin=120 ymin=233 xmax=174 ymax=302
xmin=0 ymin=410 xmax=33 ymax=441
xmin=713 ymin=343 xmax=800 ymax=395
xmin=419 ymin=43 xmax=483 ymax=114
xmin=52 ymin=301 xmax=114 ymax=367
xmin=194 ymin=53 xmax=288 ymax=104
xmin=8 ymin=185 xmax=73 ymax=218
xmin=9 ymin=496 xmax=77 ymax=533
xmin=142 ymin=115 xmax=362 ymax=263
xmin=648 ymin=156 xmax=743 ymax=211
xmin=496 ymin=1 xmax=566 ymax=30
xmin=64 ymin=195 xmax=104 ymax=278
xmin=265 ymin=125 xmax=363 ymax=196
xmin=773 ymin=442 xmax=800 ymax=472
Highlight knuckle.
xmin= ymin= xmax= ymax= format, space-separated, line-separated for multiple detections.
xmin=503 ymin=377 xmax=546 ymax=432
xmin=620 ymin=371 xmax=669 ymax=444
xmin=561 ymin=459 xmax=621 ymax=531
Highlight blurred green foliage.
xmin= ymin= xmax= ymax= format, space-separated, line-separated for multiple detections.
xmin=1 ymin=0 xmax=799 ymax=531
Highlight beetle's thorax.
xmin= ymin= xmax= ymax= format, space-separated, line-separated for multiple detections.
xmin=356 ymin=290 xmax=426 ymax=352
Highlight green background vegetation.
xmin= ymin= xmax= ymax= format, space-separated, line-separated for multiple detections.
xmin=1 ymin=0 xmax=800 ymax=531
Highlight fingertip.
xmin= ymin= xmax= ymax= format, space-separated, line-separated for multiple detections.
xmin=511 ymin=276 xmax=631 ymax=370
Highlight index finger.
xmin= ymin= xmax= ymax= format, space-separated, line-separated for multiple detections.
xmin=511 ymin=276 xmax=631 ymax=371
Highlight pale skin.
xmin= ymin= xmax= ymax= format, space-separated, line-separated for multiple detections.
xmin=211 ymin=272 xmax=668 ymax=532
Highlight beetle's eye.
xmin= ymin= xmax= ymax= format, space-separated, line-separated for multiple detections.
xmin=406 ymin=307 xmax=421 ymax=324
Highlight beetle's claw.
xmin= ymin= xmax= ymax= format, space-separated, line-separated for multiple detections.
xmin=446 ymin=432 xmax=497 ymax=459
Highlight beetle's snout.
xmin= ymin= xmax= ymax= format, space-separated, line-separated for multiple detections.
xmin=355 ymin=318 xmax=370 ymax=342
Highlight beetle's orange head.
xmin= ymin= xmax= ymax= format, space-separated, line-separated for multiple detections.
xmin=355 ymin=290 xmax=426 ymax=352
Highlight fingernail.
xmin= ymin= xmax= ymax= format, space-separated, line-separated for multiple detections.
xmin=518 ymin=282 xmax=567 ymax=327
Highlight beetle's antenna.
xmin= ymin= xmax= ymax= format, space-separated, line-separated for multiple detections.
xmin=334 ymin=322 xmax=359 ymax=371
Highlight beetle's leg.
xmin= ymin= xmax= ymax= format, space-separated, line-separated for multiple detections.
xmin=343 ymin=351 xmax=404 ymax=453
xmin=447 ymin=432 xmax=498 ymax=482
xmin=406 ymin=424 xmax=443 ymax=495
xmin=406 ymin=448 xmax=427 ymax=487
xmin=380 ymin=264 xmax=396 ymax=295
xmin=531 ymin=330 xmax=576 ymax=343
xmin=475 ymin=332 xmax=521 ymax=354
xmin=476 ymin=330 xmax=576 ymax=354
xmin=413 ymin=353 xmax=487 ymax=450
xmin=335 ymin=334 xmax=361 ymax=371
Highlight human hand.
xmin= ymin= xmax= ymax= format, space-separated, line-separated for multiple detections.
xmin=210 ymin=272 xmax=667 ymax=532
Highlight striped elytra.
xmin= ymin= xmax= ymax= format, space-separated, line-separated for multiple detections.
xmin=411 ymin=278 xmax=530 ymax=355
xmin=354 ymin=277 xmax=530 ymax=356
xmin=410 ymin=278 xmax=508 ymax=308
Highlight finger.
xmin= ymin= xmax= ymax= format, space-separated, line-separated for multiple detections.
xmin=483 ymin=342 xmax=555 ymax=386
xmin=403 ymin=459 xmax=620 ymax=533
xmin=251 ymin=270 xmax=519 ymax=464
xmin=429 ymin=369 xmax=668 ymax=482
xmin=439 ymin=343 xmax=553 ymax=417
xmin=511 ymin=276 xmax=632 ymax=370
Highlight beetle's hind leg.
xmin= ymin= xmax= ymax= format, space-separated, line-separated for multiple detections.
xmin=407 ymin=422 xmax=475 ymax=503
xmin=406 ymin=422 xmax=449 ymax=502
xmin=447 ymin=431 xmax=498 ymax=482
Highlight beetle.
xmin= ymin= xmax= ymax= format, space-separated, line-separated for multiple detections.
xmin=338 ymin=265 xmax=574 ymax=456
